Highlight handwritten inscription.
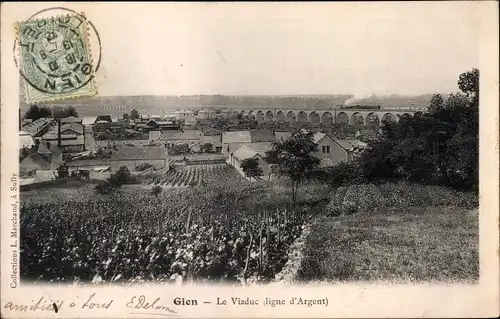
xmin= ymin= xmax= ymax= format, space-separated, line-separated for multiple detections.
xmin=3 ymin=293 xmax=328 ymax=316
xmin=82 ymin=293 xmax=113 ymax=310
xmin=126 ymin=295 xmax=177 ymax=314
xmin=4 ymin=297 xmax=64 ymax=312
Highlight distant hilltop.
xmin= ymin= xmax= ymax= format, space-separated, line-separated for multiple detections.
xmin=20 ymin=94 xmax=446 ymax=113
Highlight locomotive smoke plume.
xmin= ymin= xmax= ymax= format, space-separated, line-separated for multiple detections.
xmin=344 ymin=93 xmax=373 ymax=106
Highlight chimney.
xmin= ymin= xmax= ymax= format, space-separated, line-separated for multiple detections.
xmin=57 ymin=119 xmax=61 ymax=148
xmin=83 ymin=124 xmax=86 ymax=151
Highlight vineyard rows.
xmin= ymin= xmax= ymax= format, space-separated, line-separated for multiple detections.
xmin=144 ymin=164 xmax=238 ymax=188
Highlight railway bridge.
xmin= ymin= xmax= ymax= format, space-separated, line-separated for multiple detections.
xmin=239 ymin=107 xmax=427 ymax=126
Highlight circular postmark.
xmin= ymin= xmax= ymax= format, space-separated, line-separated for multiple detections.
xmin=14 ymin=7 xmax=101 ymax=97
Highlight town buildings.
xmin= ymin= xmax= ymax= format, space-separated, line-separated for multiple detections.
xmin=20 ymin=142 xmax=63 ymax=176
xmin=43 ymin=121 xmax=86 ymax=153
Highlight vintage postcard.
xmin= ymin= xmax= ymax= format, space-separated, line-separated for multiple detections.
xmin=1 ymin=2 xmax=499 ymax=318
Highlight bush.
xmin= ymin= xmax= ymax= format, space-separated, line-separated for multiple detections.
xmin=151 ymin=185 xmax=162 ymax=197
xmin=94 ymin=181 xmax=114 ymax=195
xmin=107 ymin=166 xmax=131 ymax=188
xmin=56 ymin=165 xmax=69 ymax=179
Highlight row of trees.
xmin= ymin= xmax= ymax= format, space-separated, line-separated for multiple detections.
xmin=123 ymin=109 xmax=140 ymax=120
xmin=356 ymin=68 xmax=479 ymax=191
xmin=309 ymin=69 xmax=479 ymax=192
xmin=24 ymin=105 xmax=79 ymax=121
xmin=242 ymin=68 xmax=479 ymax=206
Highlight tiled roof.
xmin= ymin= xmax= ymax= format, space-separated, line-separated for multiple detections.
xmin=62 ymin=122 xmax=84 ymax=135
xmin=44 ymin=122 xmax=84 ymax=139
xmin=222 ymin=131 xmax=252 ymax=144
xmin=249 ymin=129 xmax=274 ymax=143
xmin=61 ymin=116 xmax=82 ymax=123
xmin=111 ymin=146 xmax=167 ymax=160
xmin=160 ymin=130 xmax=203 ymax=141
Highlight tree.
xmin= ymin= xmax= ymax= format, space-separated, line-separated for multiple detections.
xmin=357 ymin=68 xmax=479 ymax=191
xmin=240 ymin=157 xmax=264 ymax=182
xmin=56 ymin=165 xmax=69 ymax=179
xmin=65 ymin=106 xmax=78 ymax=117
xmin=51 ymin=106 xmax=78 ymax=119
xmin=24 ymin=104 xmax=52 ymax=121
xmin=201 ymin=142 xmax=213 ymax=153
xmin=169 ymin=143 xmax=190 ymax=155
xmin=123 ymin=113 xmax=130 ymax=120
xmin=130 ymin=109 xmax=140 ymax=120
xmin=107 ymin=166 xmax=131 ymax=188
xmin=458 ymin=68 xmax=479 ymax=99
xmin=265 ymin=130 xmax=320 ymax=206
xmin=429 ymin=94 xmax=444 ymax=113
xmin=152 ymin=185 xmax=163 ymax=198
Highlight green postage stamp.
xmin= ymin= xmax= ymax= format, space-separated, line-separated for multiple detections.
xmin=17 ymin=14 xmax=97 ymax=103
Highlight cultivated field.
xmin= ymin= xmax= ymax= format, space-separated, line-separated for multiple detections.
xmin=141 ymin=164 xmax=241 ymax=188
xmin=20 ymin=173 xmax=328 ymax=285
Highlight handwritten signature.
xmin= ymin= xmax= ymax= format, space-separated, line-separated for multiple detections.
xmin=126 ymin=295 xmax=179 ymax=317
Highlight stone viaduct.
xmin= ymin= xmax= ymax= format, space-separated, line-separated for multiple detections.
xmin=238 ymin=107 xmax=427 ymax=126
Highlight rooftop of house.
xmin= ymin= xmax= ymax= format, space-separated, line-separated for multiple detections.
xmin=44 ymin=122 xmax=84 ymax=139
xmin=37 ymin=142 xmax=62 ymax=156
xmin=60 ymin=116 xmax=82 ymax=123
xmin=95 ymin=115 xmax=112 ymax=123
xmin=294 ymin=129 xmax=332 ymax=144
xmin=111 ymin=146 xmax=167 ymax=160
xmin=22 ymin=118 xmax=51 ymax=135
xmin=249 ymin=129 xmax=275 ymax=143
xmin=233 ymin=142 xmax=273 ymax=161
xmin=222 ymin=131 xmax=252 ymax=144
xmin=201 ymin=134 xmax=222 ymax=147
xmin=160 ymin=130 xmax=203 ymax=141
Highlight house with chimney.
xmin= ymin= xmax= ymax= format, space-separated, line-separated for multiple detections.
xmin=43 ymin=121 xmax=86 ymax=153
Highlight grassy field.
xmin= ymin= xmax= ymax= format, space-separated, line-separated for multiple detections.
xmin=298 ymin=197 xmax=479 ymax=283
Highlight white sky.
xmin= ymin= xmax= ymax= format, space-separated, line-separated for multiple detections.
xmin=6 ymin=2 xmax=482 ymax=96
